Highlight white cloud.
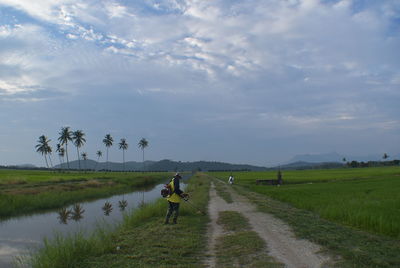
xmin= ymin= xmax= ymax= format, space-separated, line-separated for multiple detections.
xmin=0 ymin=0 xmax=399 ymax=165
xmin=105 ymin=2 xmax=129 ymax=19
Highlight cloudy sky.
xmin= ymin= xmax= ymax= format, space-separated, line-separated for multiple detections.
xmin=0 ymin=0 xmax=399 ymax=167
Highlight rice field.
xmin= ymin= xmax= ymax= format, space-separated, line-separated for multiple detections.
xmin=210 ymin=166 xmax=400 ymax=238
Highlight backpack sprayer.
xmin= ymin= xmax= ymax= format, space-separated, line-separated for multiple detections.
xmin=161 ymin=185 xmax=206 ymax=215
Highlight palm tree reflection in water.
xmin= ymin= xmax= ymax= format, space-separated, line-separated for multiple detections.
xmin=58 ymin=207 xmax=71 ymax=224
xmin=71 ymin=203 xmax=85 ymax=221
xmin=118 ymin=199 xmax=128 ymax=211
xmin=102 ymin=201 xmax=113 ymax=216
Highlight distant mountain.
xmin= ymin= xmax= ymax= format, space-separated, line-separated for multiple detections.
xmin=54 ymin=159 xmax=267 ymax=171
xmin=54 ymin=160 xmax=154 ymax=171
xmin=288 ymin=152 xmax=343 ymax=163
xmin=148 ymin=159 xmax=266 ymax=172
xmin=274 ymin=161 xmax=344 ymax=170
xmin=15 ymin=164 xmax=37 ymax=168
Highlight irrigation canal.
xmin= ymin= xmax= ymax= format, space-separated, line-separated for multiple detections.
xmin=0 ymin=176 xmax=189 ymax=268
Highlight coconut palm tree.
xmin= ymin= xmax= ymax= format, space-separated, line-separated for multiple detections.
xmin=47 ymin=150 xmax=54 ymax=169
xmin=59 ymin=147 xmax=65 ymax=169
xmin=103 ymin=134 xmax=113 ymax=171
xmin=58 ymin=127 xmax=72 ymax=169
xmin=383 ymin=153 xmax=389 ymax=160
xmin=119 ymin=138 xmax=129 ymax=172
xmin=81 ymin=152 xmax=88 ymax=170
xmin=95 ymin=150 xmax=102 ymax=171
xmin=72 ymin=130 xmax=86 ymax=170
xmin=35 ymin=135 xmax=52 ymax=168
xmin=56 ymin=144 xmax=64 ymax=169
xmin=138 ymin=138 xmax=149 ymax=171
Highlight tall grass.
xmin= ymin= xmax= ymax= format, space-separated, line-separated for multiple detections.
xmin=22 ymin=226 xmax=114 ymax=268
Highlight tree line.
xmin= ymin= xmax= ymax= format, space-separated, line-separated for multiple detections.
xmin=35 ymin=126 xmax=149 ymax=171
xmin=342 ymin=153 xmax=399 ymax=168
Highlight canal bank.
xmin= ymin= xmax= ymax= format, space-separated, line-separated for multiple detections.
xmin=22 ymin=173 xmax=209 ymax=268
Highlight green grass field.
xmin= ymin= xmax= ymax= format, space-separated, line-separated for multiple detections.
xmin=211 ymin=166 xmax=400 ymax=238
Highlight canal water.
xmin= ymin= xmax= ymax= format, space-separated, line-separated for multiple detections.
xmin=0 ymin=178 xmax=187 ymax=267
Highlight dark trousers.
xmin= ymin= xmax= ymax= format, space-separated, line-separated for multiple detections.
xmin=165 ymin=201 xmax=180 ymax=223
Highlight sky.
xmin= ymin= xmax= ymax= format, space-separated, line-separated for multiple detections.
xmin=0 ymin=0 xmax=399 ymax=167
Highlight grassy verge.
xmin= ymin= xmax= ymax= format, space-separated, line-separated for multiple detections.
xmin=0 ymin=172 xmax=169 ymax=219
xmin=215 ymin=211 xmax=283 ymax=268
xmin=24 ymin=173 xmax=210 ymax=268
xmin=213 ymin=179 xmax=233 ymax=203
xmin=233 ymin=185 xmax=400 ymax=268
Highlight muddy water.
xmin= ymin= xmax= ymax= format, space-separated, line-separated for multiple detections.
xmin=0 ymin=180 xmax=182 ymax=267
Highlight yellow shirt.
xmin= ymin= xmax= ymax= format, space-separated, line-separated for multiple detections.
xmin=166 ymin=178 xmax=181 ymax=203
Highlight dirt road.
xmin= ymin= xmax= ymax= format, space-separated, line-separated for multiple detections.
xmin=205 ymin=182 xmax=332 ymax=268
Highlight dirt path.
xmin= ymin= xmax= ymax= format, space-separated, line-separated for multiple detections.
xmin=205 ymin=182 xmax=332 ymax=268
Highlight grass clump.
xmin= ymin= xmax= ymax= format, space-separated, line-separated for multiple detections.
xmin=217 ymin=211 xmax=250 ymax=232
xmin=213 ymin=179 xmax=233 ymax=203
xmin=20 ymin=226 xmax=114 ymax=268
xmin=215 ymin=211 xmax=283 ymax=268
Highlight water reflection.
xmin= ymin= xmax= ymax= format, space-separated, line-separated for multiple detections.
xmin=57 ymin=200 xmax=131 ymax=223
xmin=138 ymin=192 xmax=146 ymax=208
xmin=102 ymin=201 xmax=113 ymax=216
xmin=118 ymin=200 xmax=128 ymax=211
xmin=71 ymin=204 xmax=85 ymax=222
xmin=57 ymin=208 xmax=71 ymax=224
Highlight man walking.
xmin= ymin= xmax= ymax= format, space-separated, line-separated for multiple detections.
xmin=228 ymin=175 xmax=234 ymax=185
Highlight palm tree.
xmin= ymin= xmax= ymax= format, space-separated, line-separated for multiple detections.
xmin=58 ymin=127 xmax=72 ymax=169
xmin=103 ymin=134 xmax=113 ymax=171
xmin=81 ymin=152 xmax=88 ymax=171
xmin=72 ymin=130 xmax=86 ymax=170
xmin=95 ymin=150 xmax=102 ymax=171
xmin=56 ymin=144 xmax=64 ymax=169
xmin=383 ymin=153 xmax=389 ymax=160
xmin=59 ymin=147 xmax=65 ymax=169
xmin=35 ymin=135 xmax=52 ymax=168
xmin=138 ymin=138 xmax=149 ymax=171
xmin=119 ymin=138 xmax=129 ymax=172
xmin=47 ymin=150 xmax=54 ymax=169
